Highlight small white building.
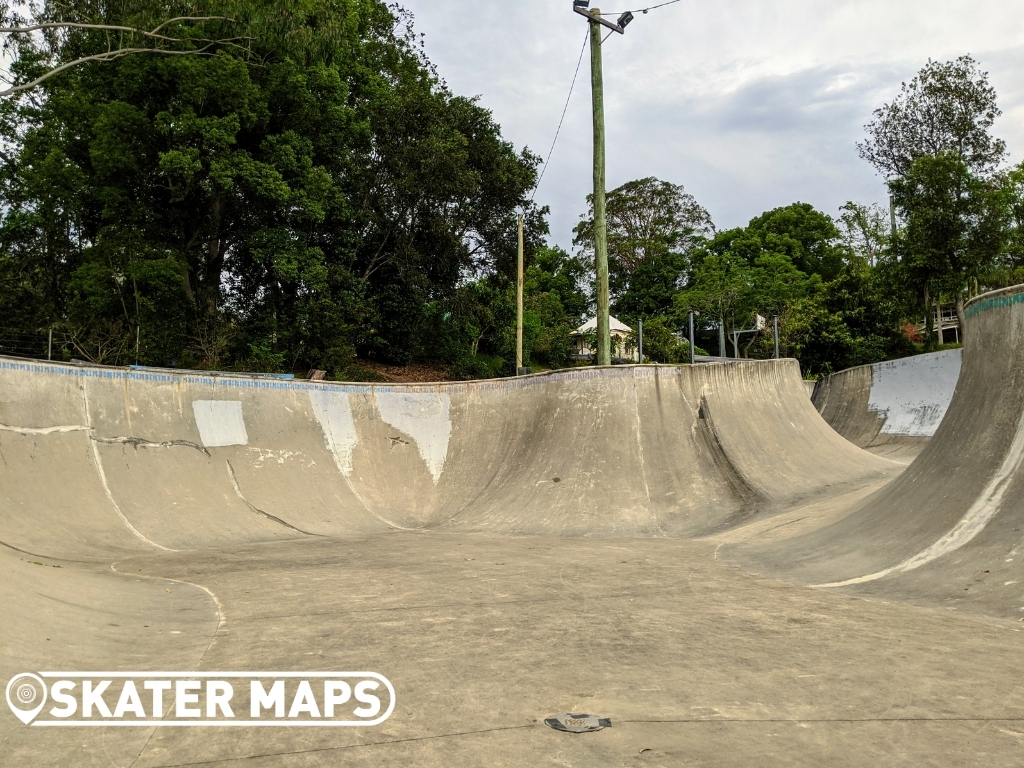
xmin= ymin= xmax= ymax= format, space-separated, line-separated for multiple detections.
xmin=570 ymin=316 xmax=639 ymax=362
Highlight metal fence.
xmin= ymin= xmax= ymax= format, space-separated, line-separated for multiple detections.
xmin=0 ymin=328 xmax=57 ymax=361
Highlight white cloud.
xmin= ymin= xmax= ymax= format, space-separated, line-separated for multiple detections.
xmin=401 ymin=0 xmax=1024 ymax=249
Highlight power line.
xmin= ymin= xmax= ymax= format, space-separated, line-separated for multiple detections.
xmin=532 ymin=1 xmax=683 ymax=202
xmin=531 ymin=27 xmax=590 ymax=202
xmin=608 ymin=0 xmax=684 ymax=13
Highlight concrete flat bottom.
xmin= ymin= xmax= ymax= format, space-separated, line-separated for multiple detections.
xmin=6 ymin=533 xmax=1023 ymax=767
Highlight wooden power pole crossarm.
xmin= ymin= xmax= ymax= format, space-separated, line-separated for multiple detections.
xmin=589 ymin=10 xmax=611 ymax=367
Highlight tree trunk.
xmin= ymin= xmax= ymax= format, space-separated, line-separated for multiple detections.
xmin=204 ymin=195 xmax=224 ymax=319
xmin=742 ymin=332 xmax=758 ymax=359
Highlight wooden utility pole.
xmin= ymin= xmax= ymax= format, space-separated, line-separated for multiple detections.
xmin=589 ymin=11 xmax=611 ymax=367
xmin=516 ymin=214 xmax=525 ymax=374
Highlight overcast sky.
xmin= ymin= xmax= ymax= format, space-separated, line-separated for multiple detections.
xmin=401 ymin=0 xmax=1024 ymax=251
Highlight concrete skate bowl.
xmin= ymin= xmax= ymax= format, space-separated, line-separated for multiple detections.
xmin=811 ymin=349 xmax=962 ymax=462
xmin=6 ymin=292 xmax=1024 ymax=767
xmin=723 ymin=284 xmax=1024 ymax=621
xmin=0 ymin=358 xmax=898 ymax=558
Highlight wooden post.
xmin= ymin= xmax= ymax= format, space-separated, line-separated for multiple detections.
xmin=516 ymin=214 xmax=525 ymax=374
xmin=589 ymin=12 xmax=611 ymax=366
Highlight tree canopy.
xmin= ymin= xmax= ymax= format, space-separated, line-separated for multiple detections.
xmin=0 ymin=0 xmax=547 ymax=374
xmin=857 ymin=55 xmax=1006 ymax=178
xmin=573 ymin=177 xmax=714 ymax=306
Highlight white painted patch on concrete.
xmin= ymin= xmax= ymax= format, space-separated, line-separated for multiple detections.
xmin=868 ymin=350 xmax=961 ymax=437
xmin=308 ymin=390 xmax=358 ymax=476
xmin=192 ymin=401 xmax=248 ymax=447
xmin=818 ymin=404 xmax=1024 ymax=588
xmin=376 ymin=392 xmax=452 ymax=483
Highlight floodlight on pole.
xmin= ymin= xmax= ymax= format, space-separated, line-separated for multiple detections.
xmin=573 ymin=2 xmax=635 ymax=366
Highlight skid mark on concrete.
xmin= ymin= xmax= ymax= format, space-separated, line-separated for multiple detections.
xmin=81 ymin=386 xmax=176 ymax=552
xmin=192 ymin=401 xmax=248 ymax=447
xmin=308 ymin=390 xmax=358 ymax=475
xmin=376 ymin=392 xmax=451 ymax=483
xmin=818 ymin=405 xmax=1024 ymax=588
xmin=224 ymin=460 xmax=318 ymax=536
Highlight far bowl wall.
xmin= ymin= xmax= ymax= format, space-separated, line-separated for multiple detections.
xmin=812 ymin=349 xmax=962 ymax=459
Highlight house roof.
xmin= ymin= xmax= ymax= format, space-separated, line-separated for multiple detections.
xmin=573 ymin=316 xmax=633 ymax=335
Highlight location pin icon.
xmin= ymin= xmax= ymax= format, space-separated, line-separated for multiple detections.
xmin=6 ymin=673 xmax=48 ymax=725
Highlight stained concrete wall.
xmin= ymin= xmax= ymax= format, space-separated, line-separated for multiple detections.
xmin=812 ymin=349 xmax=962 ymax=459
xmin=0 ymin=359 xmax=898 ymax=556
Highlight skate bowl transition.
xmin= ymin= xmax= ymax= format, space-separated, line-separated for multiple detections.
xmin=2 ymin=285 xmax=1024 ymax=766
xmin=811 ymin=348 xmax=962 ymax=461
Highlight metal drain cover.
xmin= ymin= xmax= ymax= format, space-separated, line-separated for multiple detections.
xmin=544 ymin=713 xmax=612 ymax=733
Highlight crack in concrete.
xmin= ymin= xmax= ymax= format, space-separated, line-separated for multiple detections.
xmin=224 ymin=460 xmax=320 ymax=537
xmin=94 ymin=435 xmax=211 ymax=456
xmin=0 ymin=424 xmax=209 ymax=458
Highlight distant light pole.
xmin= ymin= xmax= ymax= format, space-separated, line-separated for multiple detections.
xmin=573 ymin=1 xmax=632 ymax=366
xmin=773 ymin=315 xmax=780 ymax=359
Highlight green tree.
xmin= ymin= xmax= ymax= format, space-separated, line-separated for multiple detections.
xmin=997 ymin=163 xmax=1024 ymax=274
xmin=674 ymin=249 xmax=753 ymax=357
xmin=573 ymin=177 xmax=713 ymax=305
xmin=743 ymin=203 xmax=847 ymax=281
xmin=889 ymin=152 xmax=1008 ymax=348
xmin=624 ymin=315 xmax=705 ymax=363
xmin=857 ymin=55 xmax=1006 ymax=178
xmin=0 ymin=1 xmax=544 ymax=377
xmin=613 ymin=250 xmax=688 ymax=319
xmin=838 ymin=201 xmax=889 ymax=267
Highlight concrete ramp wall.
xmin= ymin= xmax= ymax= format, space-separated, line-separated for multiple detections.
xmin=0 ymin=359 xmax=898 ymax=556
xmin=726 ymin=284 xmax=1024 ymax=619
xmin=812 ymin=349 xmax=962 ymax=459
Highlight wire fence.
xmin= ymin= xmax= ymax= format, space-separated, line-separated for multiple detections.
xmin=0 ymin=328 xmax=61 ymax=361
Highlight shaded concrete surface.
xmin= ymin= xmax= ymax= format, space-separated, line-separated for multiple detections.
xmin=3 ymin=286 xmax=1024 ymax=765
xmin=811 ymin=349 xmax=962 ymax=462
xmin=5 ymin=535 xmax=1024 ymax=767
xmin=724 ymin=286 xmax=1024 ymax=622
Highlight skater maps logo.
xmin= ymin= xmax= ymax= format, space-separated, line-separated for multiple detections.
xmin=6 ymin=672 xmax=395 ymax=727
